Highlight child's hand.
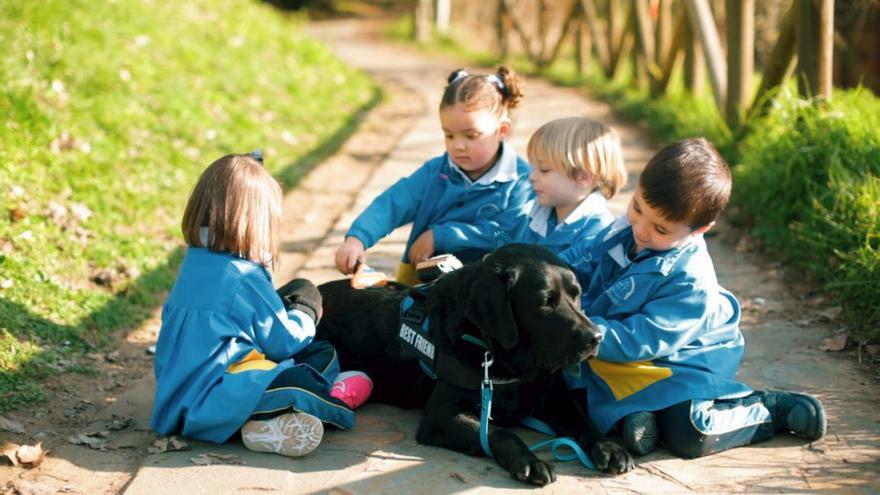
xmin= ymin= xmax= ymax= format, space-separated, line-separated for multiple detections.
xmin=408 ymin=229 xmax=435 ymax=265
xmin=277 ymin=278 xmax=323 ymax=325
xmin=336 ymin=237 xmax=366 ymax=275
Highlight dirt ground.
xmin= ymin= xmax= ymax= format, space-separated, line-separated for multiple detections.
xmin=3 ymin=16 xmax=880 ymax=495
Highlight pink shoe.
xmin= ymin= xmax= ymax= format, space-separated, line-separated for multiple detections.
xmin=330 ymin=371 xmax=373 ymax=409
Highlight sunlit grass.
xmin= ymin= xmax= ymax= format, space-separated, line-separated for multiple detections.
xmin=0 ymin=0 xmax=377 ymax=411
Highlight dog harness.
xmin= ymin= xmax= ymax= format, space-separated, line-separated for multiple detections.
xmin=397 ymin=284 xmax=596 ymax=470
xmin=398 ymin=282 xmax=439 ymax=378
xmin=398 ymin=283 xmax=497 ymax=384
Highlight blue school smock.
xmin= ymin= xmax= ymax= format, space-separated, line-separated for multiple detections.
xmin=559 ymin=217 xmax=753 ymax=434
xmin=149 ymin=247 xmax=354 ymax=443
xmin=345 ymin=141 xmax=533 ymax=262
xmin=513 ymin=191 xmax=614 ymax=255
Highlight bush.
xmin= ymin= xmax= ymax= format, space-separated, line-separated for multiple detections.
xmin=733 ymin=88 xmax=880 ymax=338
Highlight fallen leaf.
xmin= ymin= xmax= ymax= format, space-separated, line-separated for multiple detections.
xmin=105 ymin=416 xmax=134 ymax=431
xmin=46 ymin=200 xmax=68 ymax=226
xmin=7 ymin=479 xmax=56 ymax=495
xmin=817 ymin=306 xmax=843 ymax=321
xmin=7 ymin=479 xmax=57 ymax=495
xmin=49 ymin=132 xmax=78 ymax=154
xmin=90 ymin=268 xmax=116 ymax=287
xmin=190 ymin=453 xmax=244 ymax=466
xmin=0 ymin=416 xmax=24 ymax=434
xmin=147 ymin=436 xmax=189 ymax=454
xmin=67 ymin=431 xmax=109 ymax=450
xmin=328 ymin=488 xmax=353 ymax=495
xmin=9 ymin=185 xmax=25 ymax=198
xmin=2 ymin=442 xmax=20 ymax=466
xmin=819 ymin=335 xmax=848 ymax=352
xmin=8 ymin=205 xmax=26 ymax=222
xmin=0 ymin=442 xmax=45 ymax=468
xmin=69 ymin=202 xmax=92 ymax=223
xmin=449 ymin=472 xmax=466 ymax=483
xmin=15 ymin=443 xmax=46 ymax=467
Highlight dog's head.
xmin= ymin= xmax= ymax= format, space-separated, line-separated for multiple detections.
xmin=464 ymin=243 xmax=601 ymax=376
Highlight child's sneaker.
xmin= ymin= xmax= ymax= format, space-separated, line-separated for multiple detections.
xmin=622 ymin=411 xmax=659 ymax=456
xmin=330 ymin=371 xmax=373 ymax=409
xmin=241 ymin=412 xmax=324 ymax=457
xmin=763 ymin=390 xmax=826 ymax=441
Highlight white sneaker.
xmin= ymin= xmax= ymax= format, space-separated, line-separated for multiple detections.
xmin=241 ymin=412 xmax=324 ymax=457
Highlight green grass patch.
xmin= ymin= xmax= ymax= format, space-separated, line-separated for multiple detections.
xmin=733 ymin=88 xmax=880 ymax=338
xmin=386 ymin=19 xmax=880 ymax=341
xmin=0 ymin=0 xmax=378 ymax=412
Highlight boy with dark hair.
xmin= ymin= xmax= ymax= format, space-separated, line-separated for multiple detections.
xmin=560 ymin=138 xmax=826 ymax=459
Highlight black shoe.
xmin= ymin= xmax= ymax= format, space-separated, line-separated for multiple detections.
xmin=622 ymin=411 xmax=659 ymax=456
xmin=763 ymin=390 xmax=826 ymax=441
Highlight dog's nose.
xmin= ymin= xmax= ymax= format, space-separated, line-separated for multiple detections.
xmin=577 ymin=324 xmax=602 ymax=348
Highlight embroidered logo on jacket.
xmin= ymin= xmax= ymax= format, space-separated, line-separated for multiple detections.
xmin=475 ymin=203 xmax=501 ymax=219
xmin=607 ymin=276 xmax=636 ymax=305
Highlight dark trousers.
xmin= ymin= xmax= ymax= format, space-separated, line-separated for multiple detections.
xmin=248 ymin=340 xmax=354 ymax=430
xmin=656 ymin=393 xmax=775 ymax=458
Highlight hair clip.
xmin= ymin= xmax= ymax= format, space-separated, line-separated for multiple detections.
xmin=248 ymin=149 xmax=264 ymax=165
xmin=486 ymin=74 xmax=508 ymax=97
xmin=450 ymin=69 xmax=469 ymax=86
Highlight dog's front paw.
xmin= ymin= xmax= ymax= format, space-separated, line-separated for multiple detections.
xmin=510 ymin=456 xmax=557 ymax=486
xmin=590 ymin=440 xmax=635 ymax=475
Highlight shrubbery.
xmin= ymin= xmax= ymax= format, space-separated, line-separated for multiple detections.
xmin=734 ymin=89 xmax=880 ymax=337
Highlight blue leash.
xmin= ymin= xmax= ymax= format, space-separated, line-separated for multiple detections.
xmin=520 ymin=417 xmax=596 ymax=470
xmin=478 ymin=352 xmax=494 ymax=457
xmin=478 ymin=352 xmax=595 ymax=471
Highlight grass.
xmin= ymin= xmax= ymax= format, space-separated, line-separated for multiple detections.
xmin=385 ymin=16 xmax=880 ymax=342
xmin=0 ymin=0 xmax=378 ymax=412
xmin=733 ymin=88 xmax=880 ymax=337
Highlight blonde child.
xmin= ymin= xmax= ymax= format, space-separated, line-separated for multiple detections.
xmin=150 ymin=153 xmax=372 ymax=458
xmin=335 ymin=66 xmax=533 ymax=285
xmin=493 ymin=117 xmax=627 ymax=254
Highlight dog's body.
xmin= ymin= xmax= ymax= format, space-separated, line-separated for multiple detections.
xmin=315 ymin=244 xmax=632 ymax=485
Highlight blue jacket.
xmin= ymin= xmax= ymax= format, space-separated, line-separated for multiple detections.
xmin=149 ymin=247 xmax=349 ymax=443
xmin=346 ymin=141 xmax=533 ymax=262
xmin=493 ymin=190 xmax=614 ymax=255
xmin=559 ymin=217 xmax=752 ymax=433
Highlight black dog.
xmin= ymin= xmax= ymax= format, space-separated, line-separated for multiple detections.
xmin=314 ymin=244 xmax=633 ymax=485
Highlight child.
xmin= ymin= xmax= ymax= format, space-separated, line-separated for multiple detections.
xmin=559 ymin=138 xmax=826 ymax=459
xmin=150 ymin=153 xmax=373 ymax=458
xmin=491 ymin=116 xmax=627 ymax=255
xmin=335 ymin=66 xmax=533 ymax=285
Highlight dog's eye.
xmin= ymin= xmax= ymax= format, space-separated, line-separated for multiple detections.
xmin=544 ymin=291 xmax=559 ymax=307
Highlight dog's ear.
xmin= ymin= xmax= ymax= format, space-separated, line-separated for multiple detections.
xmin=465 ymin=261 xmax=519 ymax=350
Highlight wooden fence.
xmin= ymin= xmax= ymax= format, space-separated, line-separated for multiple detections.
xmin=413 ymin=0 xmax=840 ymax=129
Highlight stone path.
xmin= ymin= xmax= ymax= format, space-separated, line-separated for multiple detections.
xmin=122 ymin=18 xmax=880 ymax=494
